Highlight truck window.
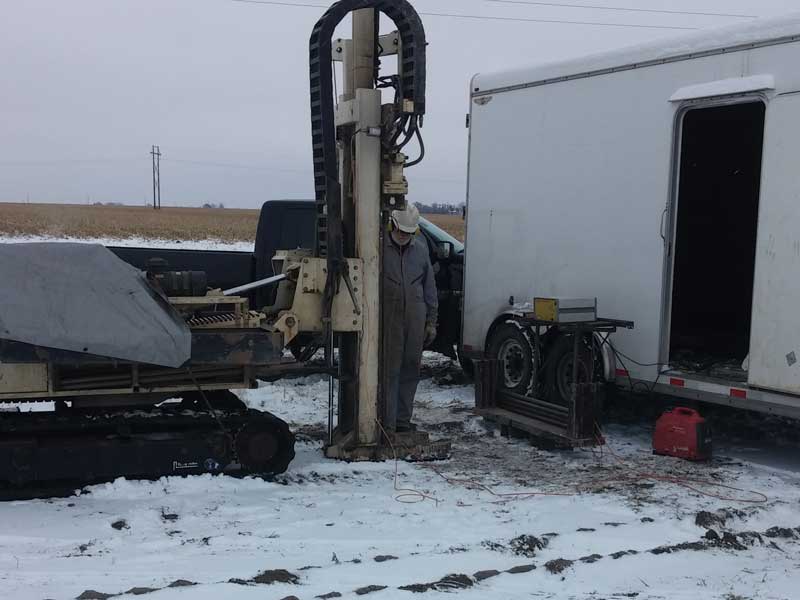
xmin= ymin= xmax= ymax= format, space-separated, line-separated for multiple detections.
xmin=419 ymin=218 xmax=465 ymax=254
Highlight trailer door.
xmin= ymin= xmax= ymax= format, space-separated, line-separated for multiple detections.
xmin=749 ymin=94 xmax=800 ymax=395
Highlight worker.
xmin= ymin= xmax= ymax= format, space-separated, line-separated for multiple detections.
xmin=383 ymin=204 xmax=438 ymax=434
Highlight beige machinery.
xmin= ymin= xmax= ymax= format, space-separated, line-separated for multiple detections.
xmin=0 ymin=1 xmax=446 ymax=498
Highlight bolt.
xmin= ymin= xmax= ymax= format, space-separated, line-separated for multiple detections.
xmin=353 ymin=276 xmax=358 ymax=282
xmin=353 ymin=265 xmax=358 ymax=271
xmin=285 ymin=317 xmax=297 ymax=328
xmin=353 ymin=320 xmax=358 ymax=326
xmin=303 ymin=287 xmax=309 ymax=293
xmin=354 ymin=287 xmax=358 ymax=293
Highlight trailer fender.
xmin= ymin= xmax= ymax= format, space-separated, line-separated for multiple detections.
xmin=483 ymin=309 xmax=530 ymax=353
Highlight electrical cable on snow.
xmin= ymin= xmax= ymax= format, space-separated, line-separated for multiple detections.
xmin=599 ymin=343 xmax=767 ymax=502
xmin=375 ymin=419 xmax=441 ymax=505
xmin=590 ymin=423 xmax=769 ymax=504
xmin=372 ymin=346 xmax=766 ymax=506
xmin=422 ymin=464 xmax=577 ymax=503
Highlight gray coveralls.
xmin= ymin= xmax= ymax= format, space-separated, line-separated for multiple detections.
xmin=383 ymin=234 xmax=438 ymax=431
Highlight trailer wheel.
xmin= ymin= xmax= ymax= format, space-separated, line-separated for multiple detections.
xmin=543 ymin=334 xmax=593 ymax=406
xmin=487 ymin=322 xmax=535 ymax=394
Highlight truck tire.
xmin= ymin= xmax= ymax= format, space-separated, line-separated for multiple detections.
xmin=543 ymin=334 xmax=593 ymax=406
xmin=486 ymin=322 xmax=535 ymax=394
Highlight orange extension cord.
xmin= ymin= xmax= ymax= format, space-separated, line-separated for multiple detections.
xmin=375 ymin=419 xmax=768 ymax=506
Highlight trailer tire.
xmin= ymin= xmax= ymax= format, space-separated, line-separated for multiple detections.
xmin=543 ymin=334 xmax=593 ymax=407
xmin=487 ymin=322 xmax=535 ymax=394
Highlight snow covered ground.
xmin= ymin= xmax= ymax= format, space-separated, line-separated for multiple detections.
xmin=0 ymin=355 xmax=798 ymax=600
xmin=0 ymin=234 xmax=254 ymax=252
xmin=0 ymin=237 xmax=798 ymax=599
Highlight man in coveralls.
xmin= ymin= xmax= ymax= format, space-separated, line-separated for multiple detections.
xmin=383 ymin=204 xmax=438 ymax=433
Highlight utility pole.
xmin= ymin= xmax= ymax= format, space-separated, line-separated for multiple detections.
xmin=150 ymin=145 xmax=161 ymax=209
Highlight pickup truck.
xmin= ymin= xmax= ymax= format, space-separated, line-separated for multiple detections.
xmin=110 ymin=200 xmax=466 ymax=365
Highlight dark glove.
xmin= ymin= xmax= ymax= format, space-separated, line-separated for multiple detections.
xmin=424 ymin=322 xmax=437 ymax=347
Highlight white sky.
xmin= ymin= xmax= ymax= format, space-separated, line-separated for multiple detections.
xmin=1 ymin=0 xmax=797 ymax=208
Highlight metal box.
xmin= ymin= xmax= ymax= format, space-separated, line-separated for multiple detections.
xmin=533 ymin=297 xmax=597 ymax=323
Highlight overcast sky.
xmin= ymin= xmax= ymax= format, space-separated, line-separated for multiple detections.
xmin=1 ymin=0 xmax=797 ymax=208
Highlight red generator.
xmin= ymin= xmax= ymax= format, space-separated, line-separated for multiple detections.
xmin=653 ymin=407 xmax=712 ymax=461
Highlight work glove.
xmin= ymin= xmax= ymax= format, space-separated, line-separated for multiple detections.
xmin=424 ymin=322 xmax=437 ymax=348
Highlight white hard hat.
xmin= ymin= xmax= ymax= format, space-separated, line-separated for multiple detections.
xmin=391 ymin=204 xmax=420 ymax=234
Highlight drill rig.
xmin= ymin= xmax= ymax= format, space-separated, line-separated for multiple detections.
xmin=0 ymin=0 xmax=445 ymax=497
xmin=305 ymin=0 xmax=448 ymax=460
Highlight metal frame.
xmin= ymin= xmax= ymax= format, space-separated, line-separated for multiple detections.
xmin=620 ymin=373 xmax=800 ymax=419
xmin=478 ymin=317 xmax=633 ymax=446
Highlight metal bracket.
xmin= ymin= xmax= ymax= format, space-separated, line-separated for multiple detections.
xmin=274 ymin=312 xmax=300 ymax=346
xmin=382 ymin=151 xmax=408 ymax=198
xmin=333 ymin=32 xmax=400 ymax=62
xmin=290 ymin=257 xmax=364 ymax=333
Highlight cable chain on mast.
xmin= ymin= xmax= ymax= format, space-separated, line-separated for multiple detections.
xmin=309 ymin=0 xmax=427 ymax=260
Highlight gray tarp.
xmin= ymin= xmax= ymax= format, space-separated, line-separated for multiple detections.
xmin=0 ymin=243 xmax=191 ymax=367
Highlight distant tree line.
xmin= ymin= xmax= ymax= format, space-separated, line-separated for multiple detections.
xmin=201 ymin=202 xmax=226 ymax=209
xmin=414 ymin=202 xmax=463 ymax=215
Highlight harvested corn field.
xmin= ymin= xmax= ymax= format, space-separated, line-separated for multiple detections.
xmin=0 ymin=203 xmax=465 ymax=243
xmin=0 ymin=203 xmax=260 ymax=243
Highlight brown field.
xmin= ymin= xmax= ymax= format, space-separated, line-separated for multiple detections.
xmin=424 ymin=213 xmax=465 ymax=242
xmin=0 ymin=203 xmax=465 ymax=243
xmin=0 ymin=203 xmax=260 ymax=242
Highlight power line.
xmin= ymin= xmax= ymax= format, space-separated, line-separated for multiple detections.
xmin=0 ymin=157 xmax=144 ymax=166
xmin=486 ymin=0 xmax=756 ymax=20
xmin=231 ymin=0 xmax=698 ymax=30
xmin=162 ymin=157 xmax=307 ymax=172
xmin=163 ymin=157 xmax=463 ymax=183
xmin=0 ymin=153 xmax=463 ymax=184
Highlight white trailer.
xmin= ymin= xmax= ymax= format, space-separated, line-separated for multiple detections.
xmin=463 ymin=14 xmax=800 ymax=420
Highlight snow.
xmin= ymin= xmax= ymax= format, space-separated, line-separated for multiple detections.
xmin=0 ymin=234 xmax=254 ymax=253
xmin=474 ymin=13 xmax=800 ymax=93
xmin=1 ymin=354 xmax=799 ymax=600
xmin=669 ymin=74 xmax=776 ymax=102
xmin=0 ymin=229 xmax=798 ymax=598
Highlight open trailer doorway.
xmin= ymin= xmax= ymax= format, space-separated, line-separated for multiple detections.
xmin=667 ymin=101 xmax=766 ymax=380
